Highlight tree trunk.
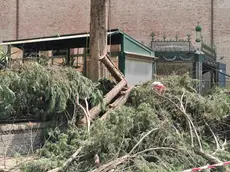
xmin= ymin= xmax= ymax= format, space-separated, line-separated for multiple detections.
xmin=99 ymin=54 xmax=125 ymax=82
xmin=100 ymin=86 xmax=133 ymax=120
xmin=77 ymin=79 xmax=127 ymax=126
xmin=87 ymin=0 xmax=107 ymax=81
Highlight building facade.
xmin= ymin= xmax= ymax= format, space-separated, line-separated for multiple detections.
xmin=0 ymin=0 xmax=230 ymax=76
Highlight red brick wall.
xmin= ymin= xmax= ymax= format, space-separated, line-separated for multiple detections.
xmin=0 ymin=0 xmax=17 ymax=41
xmin=0 ymin=0 xmax=90 ymax=41
xmin=110 ymin=0 xmax=212 ymax=45
xmin=1 ymin=0 xmax=212 ymax=42
xmin=0 ymin=0 xmax=230 ymax=75
xmin=18 ymin=0 xmax=90 ymax=39
xmin=213 ymin=0 xmax=230 ymax=76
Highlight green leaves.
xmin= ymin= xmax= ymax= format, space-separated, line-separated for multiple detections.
xmin=20 ymin=73 xmax=230 ymax=172
xmin=0 ymin=63 xmax=103 ymax=121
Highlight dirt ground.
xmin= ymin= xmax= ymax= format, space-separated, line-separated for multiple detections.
xmin=0 ymin=156 xmax=33 ymax=172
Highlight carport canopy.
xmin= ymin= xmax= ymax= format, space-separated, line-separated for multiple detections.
xmin=1 ymin=29 xmax=123 ymax=52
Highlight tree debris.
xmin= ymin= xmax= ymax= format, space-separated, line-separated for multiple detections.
xmin=20 ymin=74 xmax=230 ymax=172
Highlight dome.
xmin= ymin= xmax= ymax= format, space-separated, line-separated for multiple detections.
xmin=195 ymin=25 xmax=202 ymax=32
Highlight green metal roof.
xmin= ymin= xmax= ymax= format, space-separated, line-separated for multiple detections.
xmin=119 ymin=30 xmax=155 ymax=57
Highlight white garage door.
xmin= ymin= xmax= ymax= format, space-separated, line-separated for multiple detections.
xmin=125 ymin=58 xmax=153 ymax=85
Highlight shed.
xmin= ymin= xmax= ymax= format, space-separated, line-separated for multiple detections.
xmin=1 ymin=29 xmax=157 ymax=85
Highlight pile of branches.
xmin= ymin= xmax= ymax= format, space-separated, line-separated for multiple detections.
xmin=21 ymin=74 xmax=230 ymax=172
xmin=0 ymin=62 xmax=103 ymax=122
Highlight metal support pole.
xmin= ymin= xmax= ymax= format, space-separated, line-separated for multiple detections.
xmin=193 ymin=51 xmax=204 ymax=94
xmin=211 ymin=0 xmax=214 ymax=48
xmin=67 ymin=48 xmax=70 ymax=65
xmin=210 ymin=70 xmax=214 ymax=88
xmin=152 ymin=61 xmax=157 ymax=79
xmin=214 ymin=69 xmax=218 ymax=86
xmin=6 ymin=45 xmax=11 ymax=68
xmin=16 ymin=0 xmax=19 ymax=40
xmin=83 ymin=48 xmax=87 ymax=76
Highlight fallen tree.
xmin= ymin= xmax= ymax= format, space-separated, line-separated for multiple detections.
xmin=77 ymin=79 xmax=127 ymax=126
xmin=21 ymin=74 xmax=230 ymax=172
xmin=100 ymin=86 xmax=134 ymax=120
xmin=78 ymin=53 xmax=128 ymax=126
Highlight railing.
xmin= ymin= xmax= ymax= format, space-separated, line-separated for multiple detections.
xmin=201 ymin=42 xmax=216 ymax=61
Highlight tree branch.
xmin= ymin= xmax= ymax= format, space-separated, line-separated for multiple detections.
xmin=129 ymin=128 xmax=158 ymax=155
xmin=133 ymin=147 xmax=177 ymax=156
xmin=48 ymin=146 xmax=83 ymax=172
xmin=194 ymin=149 xmax=230 ymax=171
xmin=89 ymin=146 xmax=176 ymax=172
xmin=204 ymin=121 xmax=220 ymax=151
xmin=159 ymin=91 xmax=203 ymax=151
xmin=76 ymin=96 xmax=91 ymax=133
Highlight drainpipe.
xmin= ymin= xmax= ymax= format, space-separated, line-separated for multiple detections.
xmin=16 ymin=0 xmax=19 ymax=39
xmin=211 ymin=0 xmax=214 ymax=48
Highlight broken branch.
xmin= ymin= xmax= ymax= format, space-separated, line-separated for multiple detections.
xmin=100 ymin=86 xmax=133 ymax=120
xmin=99 ymin=54 xmax=125 ymax=82
xmin=76 ymin=96 xmax=91 ymax=132
xmin=48 ymin=146 xmax=83 ymax=172
xmin=78 ymin=79 xmax=127 ymax=125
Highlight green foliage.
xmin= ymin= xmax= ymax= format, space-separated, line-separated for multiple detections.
xmin=130 ymin=73 xmax=230 ymax=122
xmin=96 ymin=78 xmax=116 ymax=95
xmin=0 ymin=46 xmax=8 ymax=69
xmin=0 ymin=63 xmax=103 ymax=121
xmin=21 ymin=158 xmax=59 ymax=172
xmin=21 ymin=74 xmax=230 ymax=172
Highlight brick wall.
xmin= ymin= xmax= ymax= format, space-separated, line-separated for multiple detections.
xmin=18 ymin=0 xmax=90 ymax=39
xmin=0 ymin=0 xmax=17 ymax=41
xmin=0 ymin=0 xmax=90 ymax=41
xmin=109 ymin=0 xmax=212 ymax=46
xmin=0 ymin=0 xmax=230 ymax=75
xmin=213 ymin=0 xmax=230 ymax=80
xmin=1 ymin=0 xmax=212 ymax=42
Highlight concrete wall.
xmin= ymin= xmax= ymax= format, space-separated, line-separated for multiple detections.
xmin=0 ymin=122 xmax=49 ymax=157
xmin=0 ymin=0 xmax=230 ymax=75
